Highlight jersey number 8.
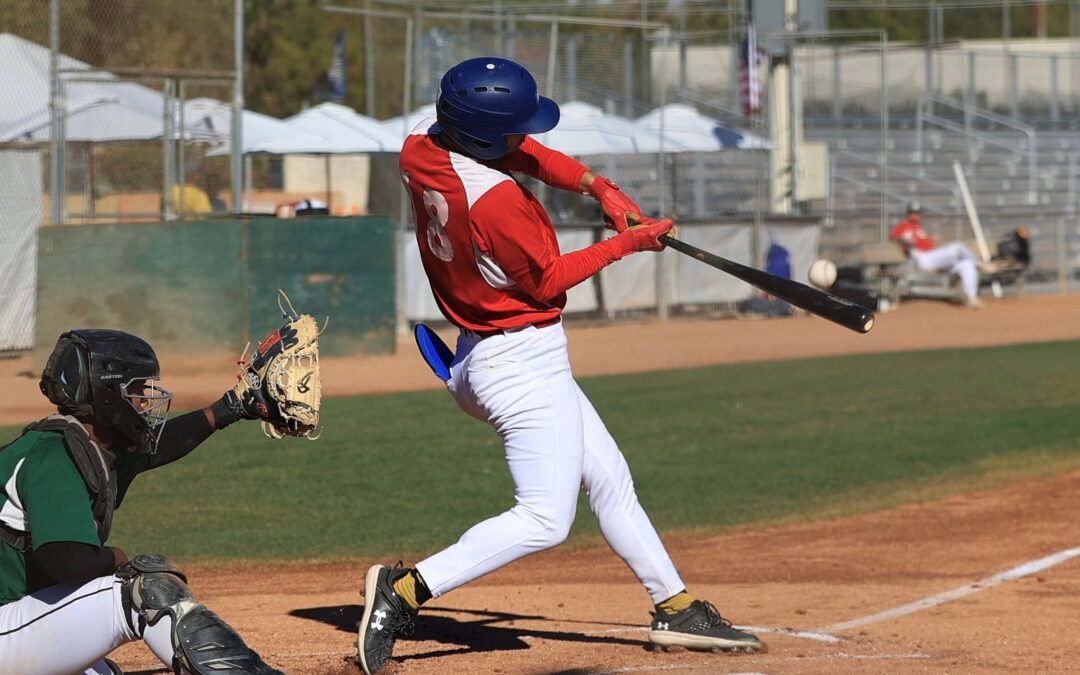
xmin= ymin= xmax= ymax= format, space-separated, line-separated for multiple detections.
xmin=422 ymin=189 xmax=454 ymax=262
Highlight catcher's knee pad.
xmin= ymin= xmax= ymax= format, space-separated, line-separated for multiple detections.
xmin=118 ymin=554 xmax=281 ymax=675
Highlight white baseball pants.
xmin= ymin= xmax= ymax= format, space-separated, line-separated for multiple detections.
xmin=911 ymin=242 xmax=980 ymax=301
xmin=0 ymin=575 xmax=176 ymax=675
xmin=415 ymin=322 xmax=686 ymax=605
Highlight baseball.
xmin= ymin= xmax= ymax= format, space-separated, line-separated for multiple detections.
xmin=808 ymin=259 xmax=838 ymax=289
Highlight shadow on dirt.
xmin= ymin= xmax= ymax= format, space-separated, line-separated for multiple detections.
xmin=290 ymin=603 xmax=646 ymax=660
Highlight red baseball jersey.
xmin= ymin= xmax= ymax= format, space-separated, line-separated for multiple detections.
xmin=400 ymin=120 xmax=635 ymax=333
xmin=889 ymin=218 xmax=935 ymax=252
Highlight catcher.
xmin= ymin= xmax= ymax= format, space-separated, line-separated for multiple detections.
xmin=0 ymin=304 xmax=320 ymax=674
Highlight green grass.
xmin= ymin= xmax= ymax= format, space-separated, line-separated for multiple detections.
xmin=7 ymin=340 xmax=1079 ymax=562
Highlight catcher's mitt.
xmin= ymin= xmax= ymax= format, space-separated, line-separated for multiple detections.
xmin=229 ymin=291 xmax=324 ymax=439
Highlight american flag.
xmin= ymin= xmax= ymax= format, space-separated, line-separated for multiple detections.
xmin=738 ymin=24 xmax=766 ymax=117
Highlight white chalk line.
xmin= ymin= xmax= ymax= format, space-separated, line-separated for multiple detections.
xmin=586 ymin=668 xmax=766 ymax=675
xmin=573 ymin=652 xmax=931 ymax=675
xmin=739 ymin=625 xmax=840 ymax=644
xmin=522 ymin=624 xmax=839 ymax=644
xmin=823 ymin=544 xmax=1080 ymax=633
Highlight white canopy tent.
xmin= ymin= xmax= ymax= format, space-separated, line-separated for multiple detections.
xmin=285 ymin=102 xmax=402 ymax=153
xmin=539 ymin=101 xmax=687 ymax=155
xmin=636 ymin=104 xmax=772 ymax=151
xmin=0 ymin=32 xmax=184 ymax=143
xmin=185 ymin=98 xmax=338 ymax=155
xmin=379 ymin=104 xmax=438 ymax=141
xmin=380 ymin=101 xmax=687 ymax=156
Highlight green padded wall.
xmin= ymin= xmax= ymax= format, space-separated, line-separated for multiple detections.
xmin=35 ymin=216 xmax=395 ymax=367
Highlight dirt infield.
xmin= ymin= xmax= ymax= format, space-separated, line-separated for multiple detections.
xmin=5 ymin=295 xmax=1080 ymax=674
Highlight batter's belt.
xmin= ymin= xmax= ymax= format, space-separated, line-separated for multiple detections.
xmin=463 ymin=315 xmax=561 ymax=340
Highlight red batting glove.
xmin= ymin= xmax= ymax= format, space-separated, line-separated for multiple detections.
xmin=588 ymin=175 xmax=642 ymax=233
xmin=623 ymin=216 xmax=676 ymax=253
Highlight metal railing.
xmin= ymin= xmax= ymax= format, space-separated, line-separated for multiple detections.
xmin=828 ymin=148 xmax=966 ymax=239
xmin=915 ymin=93 xmax=1038 ymax=203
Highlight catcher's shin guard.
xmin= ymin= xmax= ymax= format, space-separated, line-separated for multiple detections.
xmin=118 ymin=554 xmax=283 ymax=675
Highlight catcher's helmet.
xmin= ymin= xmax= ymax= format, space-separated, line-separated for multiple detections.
xmin=40 ymin=329 xmax=172 ymax=453
xmin=436 ymin=57 xmax=560 ymax=161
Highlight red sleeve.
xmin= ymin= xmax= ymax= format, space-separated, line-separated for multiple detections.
xmin=472 ymin=184 xmax=634 ymax=303
xmin=495 ymin=136 xmax=590 ymax=192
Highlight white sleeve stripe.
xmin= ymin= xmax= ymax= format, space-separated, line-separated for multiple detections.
xmin=472 ymin=239 xmax=516 ymax=290
xmin=0 ymin=457 xmax=28 ymax=533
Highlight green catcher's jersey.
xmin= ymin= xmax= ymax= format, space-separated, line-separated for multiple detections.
xmin=0 ymin=430 xmax=101 ymax=605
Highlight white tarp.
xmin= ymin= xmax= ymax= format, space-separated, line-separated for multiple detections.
xmin=758 ymin=224 xmax=821 ymax=290
xmin=671 ymin=225 xmax=756 ymax=305
xmin=0 ymin=149 xmax=42 ymax=351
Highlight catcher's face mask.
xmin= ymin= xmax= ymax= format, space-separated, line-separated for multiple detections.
xmin=121 ymin=377 xmax=173 ymax=451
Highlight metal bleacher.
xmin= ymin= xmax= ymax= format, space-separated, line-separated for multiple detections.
xmin=808 ymin=101 xmax=1079 ymax=288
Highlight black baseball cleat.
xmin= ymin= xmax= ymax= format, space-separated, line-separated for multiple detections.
xmin=648 ymin=600 xmax=765 ymax=653
xmin=357 ymin=562 xmax=417 ymax=674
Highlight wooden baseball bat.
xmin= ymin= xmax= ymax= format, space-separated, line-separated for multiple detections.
xmin=658 ymin=234 xmax=875 ymax=334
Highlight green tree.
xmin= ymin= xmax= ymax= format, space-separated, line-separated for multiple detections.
xmin=245 ymin=0 xmax=332 ymax=117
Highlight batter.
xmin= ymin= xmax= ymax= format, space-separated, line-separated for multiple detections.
xmin=356 ymin=57 xmax=764 ymax=675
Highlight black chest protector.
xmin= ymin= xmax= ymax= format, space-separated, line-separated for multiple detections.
xmin=0 ymin=415 xmax=117 ymax=552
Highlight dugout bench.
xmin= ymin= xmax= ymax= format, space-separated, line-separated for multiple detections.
xmin=860 ymin=239 xmax=1027 ymax=308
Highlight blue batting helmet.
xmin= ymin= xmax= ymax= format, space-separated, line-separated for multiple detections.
xmin=436 ymin=57 xmax=560 ymax=161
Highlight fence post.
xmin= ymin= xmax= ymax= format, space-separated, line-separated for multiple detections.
xmin=924 ymin=47 xmax=934 ymax=117
xmin=880 ymin=33 xmax=889 ymax=242
xmin=49 ymin=0 xmax=63 ymax=225
xmin=656 ymin=27 xmax=670 ymax=321
xmin=162 ymin=78 xmax=175 ymax=222
xmin=967 ymin=51 xmax=976 ymax=108
xmin=832 ymin=45 xmax=842 ymax=122
xmin=567 ymin=34 xmax=578 ymax=101
xmin=1050 ymin=55 xmax=1060 ymax=124
xmin=1057 ymin=215 xmax=1068 ymax=294
xmin=1010 ymin=52 xmax=1020 ymax=119
xmin=915 ymin=98 xmax=924 ymax=163
xmin=231 ymin=0 xmax=243 ymax=216
xmin=506 ymin=14 xmax=516 ymax=59
xmin=623 ymin=37 xmax=634 ymax=115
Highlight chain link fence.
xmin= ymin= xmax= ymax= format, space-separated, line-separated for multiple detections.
xmin=4 ymin=0 xmax=238 ymax=226
xmin=0 ymin=0 xmax=236 ymax=352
